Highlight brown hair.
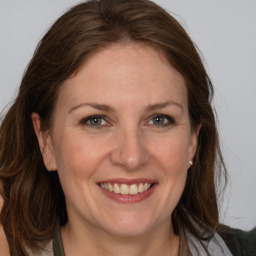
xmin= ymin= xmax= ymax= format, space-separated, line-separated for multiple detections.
xmin=0 ymin=0 xmax=226 ymax=254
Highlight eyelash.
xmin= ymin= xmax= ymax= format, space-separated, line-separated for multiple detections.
xmin=79 ymin=115 xmax=108 ymax=127
xmin=147 ymin=114 xmax=175 ymax=127
xmin=79 ymin=114 xmax=175 ymax=128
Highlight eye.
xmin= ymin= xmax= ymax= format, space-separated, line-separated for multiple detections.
xmin=148 ymin=114 xmax=175 ymax=127
xmin=80 ymin=115 xmax=107 ymax=127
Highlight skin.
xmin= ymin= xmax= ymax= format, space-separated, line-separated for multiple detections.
xmin=32 ymin=43 xmax=199 ymax=256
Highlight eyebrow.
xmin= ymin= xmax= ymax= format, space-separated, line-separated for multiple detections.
xmin=145 ymin=101 xmax=184 ymax=113
xmin=68 ymin=102 xmax=115 ymax=113
xmin=68 ymin=100 xmax=183 ymax=114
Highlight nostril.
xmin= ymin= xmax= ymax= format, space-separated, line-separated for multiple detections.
xmin=109 ymin=131 xmax=149 ymax=171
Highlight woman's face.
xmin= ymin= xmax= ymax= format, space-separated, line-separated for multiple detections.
xmin=36 ymin=44 xmax=198 ymax=237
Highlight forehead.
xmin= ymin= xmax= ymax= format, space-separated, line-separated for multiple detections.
xmin=56 ymin=43 xmax=187 ymax=112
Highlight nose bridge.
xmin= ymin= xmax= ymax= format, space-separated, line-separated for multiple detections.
xmin=111 ymin=124 xmax=148 ymax=170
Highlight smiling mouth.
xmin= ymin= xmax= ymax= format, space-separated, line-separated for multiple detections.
xmin=99 ymin=182 xmax=154 ymax=196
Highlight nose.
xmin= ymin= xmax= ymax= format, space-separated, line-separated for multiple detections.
xmin=110 ymin=127 xmax=149 ymax=171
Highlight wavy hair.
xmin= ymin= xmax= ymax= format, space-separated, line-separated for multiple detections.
xmin=0 ymin=0 xmax=226 ymax=254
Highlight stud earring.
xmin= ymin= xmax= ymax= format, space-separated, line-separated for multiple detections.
xmin=189 ymin=160 xmax=193 ymax=166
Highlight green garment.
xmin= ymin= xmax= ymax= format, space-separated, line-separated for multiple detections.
xmin=219 ymin=226 xmax=256 ymax=256
xmin=52 ymin=225 xmax=256 ymax=256
xmin=53 ymin=226 xmax=65 ymax=256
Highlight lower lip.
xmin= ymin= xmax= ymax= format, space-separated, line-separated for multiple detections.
xmin=99 ymin=184 xmax=157 ymax=203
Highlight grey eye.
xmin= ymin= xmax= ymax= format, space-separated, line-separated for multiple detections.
xmin=152 ymin=115 xmax=166 ymax=125
xmin=148 ymin=114 xmax=175 ymax=127
xmin=89 ymin=116 xmax=103 ymax=125
xmin=80 ymin=115 xmax=107 ymax=126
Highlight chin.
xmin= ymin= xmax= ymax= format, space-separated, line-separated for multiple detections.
xmin=99 ymin=214 xmax=154 ymax=238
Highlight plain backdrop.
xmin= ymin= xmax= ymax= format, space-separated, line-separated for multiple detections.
xmin=0 ymin=0 xmax=255 ymax=231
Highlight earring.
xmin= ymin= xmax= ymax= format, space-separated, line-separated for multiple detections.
xmin=189 ymin=160 xmax=193 ymax=166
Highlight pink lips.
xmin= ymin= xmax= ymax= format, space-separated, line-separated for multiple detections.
xmin=98 ymin=178 xmax=157 ymax=185
xmin=97 ymin=178 xmax=158 ymax=203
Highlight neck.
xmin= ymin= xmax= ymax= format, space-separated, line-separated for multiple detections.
xmin=61 ymin=219 xmax=179 ymax=256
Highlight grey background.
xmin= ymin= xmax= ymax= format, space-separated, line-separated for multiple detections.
xmin=0 ymin=0 xmax=255 ymax=230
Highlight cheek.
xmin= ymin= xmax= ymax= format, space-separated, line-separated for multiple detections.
xmin=53 ymin=133 xmax=109 ymax=178
xmin=150 ymin=132 xmax=191 ymax=173
xmin=152 ymin=135 xmax=189 ymax=212
xmin=52 ymin=134 xmax=112 ymax=211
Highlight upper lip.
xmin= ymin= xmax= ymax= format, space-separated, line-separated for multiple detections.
xmin=97 ymin=178 xmax=158 ymax=185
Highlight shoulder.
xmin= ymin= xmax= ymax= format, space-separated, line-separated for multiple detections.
xmin=0 ymin=186 xmax=10 ymax=256
xmin=218 ymin=225 xmax=256 ymax=256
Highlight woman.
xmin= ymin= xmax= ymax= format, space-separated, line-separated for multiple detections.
xmin=0 ymin=0 xmax=253 ymax=255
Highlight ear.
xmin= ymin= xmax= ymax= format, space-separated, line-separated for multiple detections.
xmin=31 ymin=113 xmax=57 ymax=171
xmin=188 ymin=123 xmax=201 ymax=168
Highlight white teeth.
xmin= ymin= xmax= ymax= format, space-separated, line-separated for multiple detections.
xmin=129 ymin=184 xmax=138 ymax=195
xmin=100 ymin=182 xmax=152 ymax=195
xmin=113 ymin=183 xmax=120 ymax=194
xmin=138 ymin=183 xmax=144 ymax=193
xmin=120 ymin=184 xmax=129 ymax=195
xmin=108 ymin=183 xmax=113 ymax=192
